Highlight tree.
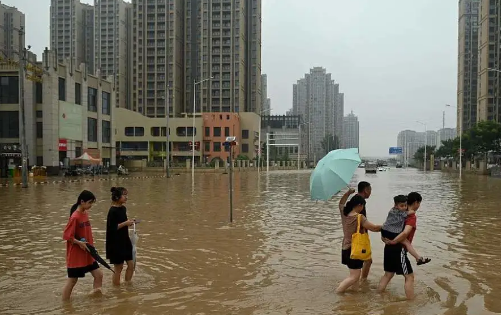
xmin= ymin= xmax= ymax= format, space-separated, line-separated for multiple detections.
xmin=236 ymin=154 xmax=249 ymax=161
xmin=435 ymin=139 xmax=455 ymax=158
xmin=467 ymin=120 xmax=501 ymax=154
xmin=321 ymin=134 xmax=340 ymax=153
xmin=413 ymin=145 xmax=436 ymax=163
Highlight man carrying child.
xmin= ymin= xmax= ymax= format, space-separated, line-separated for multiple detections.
xmin=378 ymin=192 xmax=430 ymax=300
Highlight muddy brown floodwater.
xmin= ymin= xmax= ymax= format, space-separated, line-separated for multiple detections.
xmin=0 ymin=168 xmax=500 ymax=314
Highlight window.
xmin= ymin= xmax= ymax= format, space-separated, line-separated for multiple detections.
xmin=75 ymin=83 xmax=81 ymax=105
xmin=36 ymin=111 xmax=43 ymax=118
xmin=205 ymin=127 xmax=210 ymax=137
xmin=176 ymin=127 xmax=196 ymax=136
xmin=125 ymin=127 xmax=144 ymax=136
xmin=58 ymin=77 xmax=66 ymax=101
xmin=213 ymin=127 xmax=221 ymax=137
xmin=35 ymin=82 xmax=43 ymax=104
xmin=0 ymin=111 xmax=19 ymax=137
xmin=224 ymin=127 xmax=230 ymax=137
xmin=120 ymin=141 xmax=148 ymax=151
xmin=88 ymin=87 xmax=97 ymax=112
xmin=87 ymin=118 xmax=97 ymax=142
xmin=204 ymin=141 xmax=210 ymax=152
xmin=242 ymin=143 xmax=249 ymax=153
xmin=213 ymin=142 xmax=221 ymax=152
xmin=102 ymin=91 xmax=110 ymax=115
xmin=0 ymin=76 xmax=19 ymax=104
xmin=36 ymin=156 xmax=43 ymax=166
xmin=125 ymin=127 xmax=135 ymax=136
xmin=242 ymin=129 xmax=249 ymax=139
xmin=102 ymin=120 xmax=111 ymax=143
xmin=36 ymin=122 xmax=43 ymax=139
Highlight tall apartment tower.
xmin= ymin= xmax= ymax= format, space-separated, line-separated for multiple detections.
xmin=0 ymin=2 xmax=25 ymax=61
xmin=477 ymin=0 xmax=501 ymax=123
xmin=94 ymin=0 xmax=131 ymax=109
xmin=132 ymin=0 xmax=185 ymax=117
xmin=292 ymin=67 xmax=341 ymax=161
xmin=50 ymin=0 xmax=94 ymax=71
xmin=261 ymin=73 xmax=270 ymax=113
xmin=186 ymin=0 xmax=262 ymax=114
xmin=457 ymin=0 xmax=480 ymax=132
xmin=343 ymin=111 xmax=359 ymax=150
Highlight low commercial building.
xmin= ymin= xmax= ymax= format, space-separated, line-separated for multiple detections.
xmin=261 ymin=115 xmax=302 ymax=161
xmin=115 ymin=109 xmax=260 ymax=165
xmin=0 ymin=48 xmax=115 ymax=177
xmin=115 ymin=108 xmax=203 ymax=166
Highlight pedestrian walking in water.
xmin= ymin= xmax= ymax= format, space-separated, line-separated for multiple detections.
xmin=62 ymin=190 xmax=103 ymax=301
xmin=106 ymin=186 xmax=136 ymax=285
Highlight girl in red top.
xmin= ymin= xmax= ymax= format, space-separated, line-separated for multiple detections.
xmin=62 ymin=190 xmax=103 ymax=301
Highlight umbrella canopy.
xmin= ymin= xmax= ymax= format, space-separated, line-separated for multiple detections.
xmin=310 ymin=148 xmax=361 ymax=201
xmin=85 ymin=244 xmax=115 ymax=273
xmin=73 ymin=152 xmax=101 ymax=163
xmin=130 ymin=222 xmax=139 ymax=271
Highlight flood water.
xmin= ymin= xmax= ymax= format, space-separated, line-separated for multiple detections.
xmin=0 ymin=168 xmax=500 ymax=314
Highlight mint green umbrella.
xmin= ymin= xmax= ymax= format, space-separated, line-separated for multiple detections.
xmin=310 ymin=148 xmax=361 ymax=201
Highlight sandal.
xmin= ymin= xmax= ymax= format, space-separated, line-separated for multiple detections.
xmin=417 ymin=257 xmax=431 ymax=265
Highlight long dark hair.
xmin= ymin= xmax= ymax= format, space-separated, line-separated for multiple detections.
xmin=70 ymin=190 xmax=97 ymax=216
xmin=343 ymin=195 xmax=366 ymax=216
xmin=111 ymin=186 xmax=127 ymax=202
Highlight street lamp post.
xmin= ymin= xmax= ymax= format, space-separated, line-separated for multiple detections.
xmin=416 ymin=121 xmax=427 ymax=172
xmin=192 ymin=77 xmax=213 ymax=182
xmin=446 ymin=104 xmax=462 ymax=178
xmin=257 ymin=108 xmax=271 ymax=173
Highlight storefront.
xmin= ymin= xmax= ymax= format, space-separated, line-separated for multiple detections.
xmin=0 ymin=143 xmax=22 ymax=178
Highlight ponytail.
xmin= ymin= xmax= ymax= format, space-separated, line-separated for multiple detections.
xmin=69 ymin=190 xmax=96 ymax=217
xmin=343 ymin=195 xmax=366 ymax=216
xmin=70 ymin=203 xmax=79 ymax=216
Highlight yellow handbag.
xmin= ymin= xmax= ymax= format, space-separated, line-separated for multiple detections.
xmin=350 ymin=214 xmax=372 ymax=260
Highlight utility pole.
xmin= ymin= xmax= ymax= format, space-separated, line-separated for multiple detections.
xmin=18 ymin=27 xmax=28 ymax=188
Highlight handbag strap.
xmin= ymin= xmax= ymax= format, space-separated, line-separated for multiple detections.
xmin=356 ymin=214 xmax=362 ymax=234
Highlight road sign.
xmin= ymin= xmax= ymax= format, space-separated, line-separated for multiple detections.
xmin=389 ymin=147 xmax=403 ymax=154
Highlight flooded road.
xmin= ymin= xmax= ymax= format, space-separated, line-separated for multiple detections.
xmin=0 ymin=168 xmax=500 ymax=314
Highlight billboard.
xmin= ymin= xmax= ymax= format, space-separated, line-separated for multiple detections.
xmin=59 ymin=101 xmax=82 ymax=141
xmin=389 ymin=147 xmax=403 ymax=154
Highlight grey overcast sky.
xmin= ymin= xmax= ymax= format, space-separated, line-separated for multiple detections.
xmin=10 ymin=0 xmax=458 ymax=157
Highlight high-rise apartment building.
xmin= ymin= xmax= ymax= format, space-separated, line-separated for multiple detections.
xmin=132 ymin=0 xmax=262 ymax=118
xmin=0 ymin=2 xmax=25 ymax=61
xmin=458 ymin=0 xmax=480 ymax=132
xmin=397 ymin=130 xmax=423 ymax=165
xmin=186 ymin=0 xmax=262 ymax=114
xmin=94 ymin=0 xmax=131 ymax=109
xmin=437 ymin=128 xmax=457 ymax=147
xmin=50 ymin=0 xmax=94 ymax=71
xmin=477 ymin=0 xmax=501 ymax=123
xmin=343 ymin=111 xmax=359 ymax=150
xmin=132 ymin=0 xmax=184 ymax=117
xmin=334 ymin=84 xmax=344 ymax=146
xmin=292 ymin=67 xmax=343 ymax=161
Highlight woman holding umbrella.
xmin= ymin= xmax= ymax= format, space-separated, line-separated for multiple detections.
xmin=62 ymin=190 xmax=103 ymax=301
xmin=336 ymin=190 xmax=382 ymax=293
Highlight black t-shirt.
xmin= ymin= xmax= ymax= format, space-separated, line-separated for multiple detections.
xmin=106 ymin=205 xmax=132 ymax=258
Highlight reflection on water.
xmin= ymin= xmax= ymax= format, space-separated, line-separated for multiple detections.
xmin=0 ymin=169 xmax=500 ymax=314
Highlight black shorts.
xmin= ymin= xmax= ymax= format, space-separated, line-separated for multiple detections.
xmin=341 ymin=248 xmax=364 ymax=270
xmin=109 ymin=251 xmax=133 ymax=265
xmin=383 ymin=244 xmax=413 ymax=275
xmin=381 ymin=229 xmax=400 ymax=240
xmin=67 ymin=261 xmax=99 ymax=278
